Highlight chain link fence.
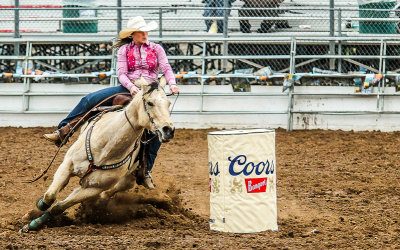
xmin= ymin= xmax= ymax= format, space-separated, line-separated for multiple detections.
xmin=1 ymin=0 xmax=400 ymax=86
xmin=2 ymin=1 xmax=399 ymax=35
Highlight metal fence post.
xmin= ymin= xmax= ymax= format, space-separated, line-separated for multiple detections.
xmin=338 ymin=8 xmax=342 ymax=72
xmin=287 ymin=38 xmax=296 ymax=131
xmin=289 ymin=38 xmax=296 ymax=75
xmin=379 ymin=39 xmax=384 ymax=74
xmin=110 ymin=48 xmax=117 ymax=86
xmin=337 ymin=8 xmax=342 ymax=36
xmin=329 ymin=0 xmax=335 ymax=36
xmin=159 ymin=8 xmax=163 ymax=38
xmin=223 ymin=0 xmax=229 ymax=37
xmin=117 ymin=0 xmax=122 ymax=36
xmin=222 ymin=0 xmax=229 ymax=84
xmin=329 ymin=0 xmax=335 ymax=70
xmin=200 ymin=42 xmax=207 ymax=113
xmin=379 ymin=40 xmax=387 ymax=112
xmin=382 ymin=41 xmax=387 ymax=75
xmin=23 ymin=42 xmax=32 ymax=112
xmin=14 ymin=0 xmax=20 ymax=56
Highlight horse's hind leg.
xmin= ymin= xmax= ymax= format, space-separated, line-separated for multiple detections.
xmin=37 ymin=160 xmax=72 ymax=211
xmin=21 ymin=186 xmax=102 ymax=232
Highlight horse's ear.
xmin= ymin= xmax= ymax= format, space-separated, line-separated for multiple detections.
xmin=134 ymin=77 xmax=148 ymax=88
xmin=159 ymin=76 xmax=167 ymax=88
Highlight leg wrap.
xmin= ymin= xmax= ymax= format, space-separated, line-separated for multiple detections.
xmin=28 ymin=212 xmax=53 ymax=231
xmin=36 ymin=198 xmax=52 ymax=211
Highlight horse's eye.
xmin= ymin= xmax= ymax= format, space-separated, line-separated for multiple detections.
xmin=147 ymin=102 xmax=154 ymax=107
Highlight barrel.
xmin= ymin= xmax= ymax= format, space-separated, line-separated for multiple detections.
xmin=208 ymin=129 xmax=278 ymax=233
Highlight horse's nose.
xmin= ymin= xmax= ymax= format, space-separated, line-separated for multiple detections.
xmin=162 ymin=126 xmax=175 ymax=140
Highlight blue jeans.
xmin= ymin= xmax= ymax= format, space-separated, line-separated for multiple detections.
xmin=143 ymin=130 xmax=162 ymax=172
xmin=58 ymin=85 xmax=129 ymax=128
xmin=203 ymin=0 xmax=232 ymax=33
xmin=58 ymin=84 xmax=161 ymax=171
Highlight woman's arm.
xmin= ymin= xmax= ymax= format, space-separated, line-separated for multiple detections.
xmin=117 ymin=45 xmax=135 ymax=91
xmin=155 ymin=44 xmax=177 ymax=86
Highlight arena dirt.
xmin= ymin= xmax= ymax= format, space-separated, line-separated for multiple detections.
xmin=0 ymin=127 xmax=399 ymax=249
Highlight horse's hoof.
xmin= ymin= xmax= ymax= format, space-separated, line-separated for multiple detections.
xmin=19 ymin=224 xmax=31 ymax=233
xmin=21 ymin=212 xmax=53 ymax=232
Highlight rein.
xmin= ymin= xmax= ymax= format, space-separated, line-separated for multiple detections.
xmin=167 ymin=92 xmax=179 ymax=115
xmin=23 ymin=92 xmax=131 ymax=184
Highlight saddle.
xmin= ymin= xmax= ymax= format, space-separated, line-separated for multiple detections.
xmin=112 ymin=94 xmax=133 ymax=106
xmin=57 ymin=94 xmax=133 ymax=147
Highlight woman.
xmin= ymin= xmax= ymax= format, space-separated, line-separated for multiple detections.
xmin=44 ymin=16 xmax=179 ymax=189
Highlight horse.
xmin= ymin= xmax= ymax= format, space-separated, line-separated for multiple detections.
xmin=21 ymin=77 xmax=175 ymax=232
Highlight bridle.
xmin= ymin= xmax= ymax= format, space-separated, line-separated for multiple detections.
xmin=124 ymin=86 xmax=179 ymax=145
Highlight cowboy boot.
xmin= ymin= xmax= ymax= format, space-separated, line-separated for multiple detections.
xmin=133 ymin=130 xmax=158 ymax=190
xmin=143 ymin=171 xmax=155 ymax=190
xmin=43 ymin=114 xmax=88 ymax=147
xmin=43 ymin=124 xmax=74 ymax=147
xmin=135 ymin=165 xmax=155 ymax=190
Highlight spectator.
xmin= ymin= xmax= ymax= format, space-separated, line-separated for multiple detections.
xmin=203 ymin=0 xmax=236 ymax=33
xmin=239 ymin=0 xmax=288 ymax=33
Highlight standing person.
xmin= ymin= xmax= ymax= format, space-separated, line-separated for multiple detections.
xmin=43 ymin=16 xmax=180 ymax=189
xmin=239 ymin=0 xmax=286 ymax=33
xmin=203 ymin=0 xmax=236 ymax=33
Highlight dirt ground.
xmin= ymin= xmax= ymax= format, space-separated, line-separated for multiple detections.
xmin=0 ymin=127 xmax=399 ymax=249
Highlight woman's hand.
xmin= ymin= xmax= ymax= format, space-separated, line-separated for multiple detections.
xmin=169 ymin=84 xmax=180 ymax=95
xmin=130 ymin=85 xmax=140 ymax=96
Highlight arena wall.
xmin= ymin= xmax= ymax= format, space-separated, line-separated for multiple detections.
xmin=1 ymin=83 xmax=400 ymax=131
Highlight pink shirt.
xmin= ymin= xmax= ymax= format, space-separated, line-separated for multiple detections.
xmin=117 ymin=41 xmax=176 ymax=91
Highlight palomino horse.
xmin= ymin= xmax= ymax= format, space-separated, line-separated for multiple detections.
xmin=21 ymin=77 xmax=175 ymax=232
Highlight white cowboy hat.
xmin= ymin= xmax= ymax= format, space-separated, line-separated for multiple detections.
xmin=119 ymin=16 xmax=158 ymax=39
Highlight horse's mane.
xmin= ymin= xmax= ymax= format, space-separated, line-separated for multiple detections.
xmin=144 ymin=81 xmax=159 ymax=95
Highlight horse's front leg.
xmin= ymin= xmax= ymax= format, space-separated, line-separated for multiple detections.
xmin=36 ymin=159 xmax=73 ymax=211
xmin=21 ymin=186 xmax=103 ymax=232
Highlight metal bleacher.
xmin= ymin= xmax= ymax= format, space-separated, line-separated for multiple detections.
xmin=0 ymin=0 xmax=336 ymax=37
xmin=4 ymin=0 xmax=398 ymax=38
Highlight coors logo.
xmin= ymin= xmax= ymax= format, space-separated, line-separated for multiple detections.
xmin=245 ymin=178 xmax=267 ymax=193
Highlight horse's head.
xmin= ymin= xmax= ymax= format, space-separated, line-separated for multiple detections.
xmin=135 ymin=77 xmax=175 ymax=142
